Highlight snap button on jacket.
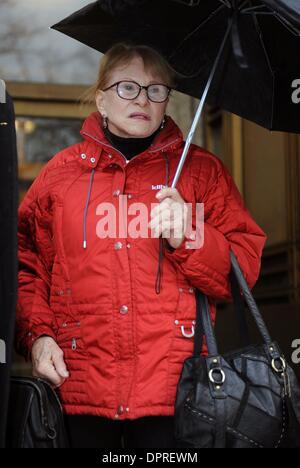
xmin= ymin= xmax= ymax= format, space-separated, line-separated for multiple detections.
xmin=16 ymin=112 xmax=267 ymax=419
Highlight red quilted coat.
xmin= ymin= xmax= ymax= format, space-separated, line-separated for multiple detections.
xmin=16 ymin=112 xmax=267 ymax=420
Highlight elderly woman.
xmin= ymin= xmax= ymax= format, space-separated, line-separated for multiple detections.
xmin=16 ymin=43 xmax=267 ymax=448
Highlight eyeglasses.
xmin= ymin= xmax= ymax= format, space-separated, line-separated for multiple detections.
xmin=102 ymin=80 xmax=172 ymax=103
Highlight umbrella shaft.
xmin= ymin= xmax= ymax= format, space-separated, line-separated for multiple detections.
xmin=171 ymin=17 xmax=234 ymax=189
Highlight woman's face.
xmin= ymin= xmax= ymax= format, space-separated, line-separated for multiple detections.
xmin=96 ymin=56 xmax=169 ymax=138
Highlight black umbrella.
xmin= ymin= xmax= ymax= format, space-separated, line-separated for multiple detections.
xmin=51 ymin=0 xmax=300 ymax=186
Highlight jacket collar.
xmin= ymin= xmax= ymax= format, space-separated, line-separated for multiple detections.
xmin=79 ymin=112 xmax=183 ymax=169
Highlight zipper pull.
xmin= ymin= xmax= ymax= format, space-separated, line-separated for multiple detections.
xmin=282 ymin=371 xmax=291 ymax=398
xmin=71 ymin=338 xmax=77 ymax=351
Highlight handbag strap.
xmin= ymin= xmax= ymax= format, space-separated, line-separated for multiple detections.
xmin=194 ymin=249 xmax=273 ymax=357
xmin=229 ymin=250 xmax=272 ymax=345
xmin=230 ymin=265 xmax=251 ymax=347
xmin=193 ymin=251 xmax=250 ymax=357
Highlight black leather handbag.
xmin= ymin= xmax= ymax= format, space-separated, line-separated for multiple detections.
xmin=6 ymin=377 xmax=69 ymax=448
xmin=174 ymin=250 xmax=300 ymax=449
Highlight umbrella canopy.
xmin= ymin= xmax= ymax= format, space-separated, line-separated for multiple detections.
xmin=52 ymin=0 xmax=300 ymax=133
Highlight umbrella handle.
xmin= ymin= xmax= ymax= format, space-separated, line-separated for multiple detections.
xmin=171 ymin=17 xmax=234 ymax=189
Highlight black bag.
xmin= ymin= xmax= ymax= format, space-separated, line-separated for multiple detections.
xmin=6 ymin=377 xmax=69 ymax=448
xmin=174 ymin=250 xmax=300 ymax=449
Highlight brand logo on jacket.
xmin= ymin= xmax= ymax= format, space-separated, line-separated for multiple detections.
xmin=292 ymin=339 xmax=300 ymax=365
xmin=0 ymin=339 xmax=6 ymax=364
xmin=291 ymin=79 xmax=300 ymax=104
xmin=152 ymin=184 xmax=166 ymax=190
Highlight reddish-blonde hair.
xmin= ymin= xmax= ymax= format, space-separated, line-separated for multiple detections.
xmin=81 ymin=42 xmax=178 ymax=104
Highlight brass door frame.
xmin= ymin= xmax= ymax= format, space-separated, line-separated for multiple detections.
xmin=285 ymin=133 xmax=300 ymax=303
xmin=6 ymin=81 xmax=95 ymax=119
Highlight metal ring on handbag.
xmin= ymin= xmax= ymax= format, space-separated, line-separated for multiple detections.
xmin=46 ymin=426 xmax=57 ymax=440
xmin=209 ymin=368 xmax=226 ymax=385
xmin=271 ymin=357 xmax=287 ymax=373
xmin=181 ymin=325 xmax=195 ymax=338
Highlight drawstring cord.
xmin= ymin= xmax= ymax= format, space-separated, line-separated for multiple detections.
xmin=83 ymin=169 xmax=95 ymax=249
xmin=155 ymin=155 xmax=170 ymax=295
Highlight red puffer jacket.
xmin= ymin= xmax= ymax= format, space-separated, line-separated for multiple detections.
xmin=16 ymin=112 xmax=267 ymax=420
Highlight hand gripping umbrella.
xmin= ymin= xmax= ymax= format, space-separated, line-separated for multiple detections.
xmin=51 ymin=0 xmax=300 ymax=188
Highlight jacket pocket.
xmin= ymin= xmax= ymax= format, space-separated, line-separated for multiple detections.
xmin=175 ymin=284 xmax=197 ymax=321
xmin=166 ymin=316 xmax=196 ymax=404
xmin=56 ymin=320 xmax=88 ymax=397
xmin=56 ymin=320 xmax=86 ymax=356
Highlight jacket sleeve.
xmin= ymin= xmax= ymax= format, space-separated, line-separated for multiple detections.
xmin=164 ymin=155 xmax=267 ymax=302
xmin=16 ymin=166 xmax=57 ymax=360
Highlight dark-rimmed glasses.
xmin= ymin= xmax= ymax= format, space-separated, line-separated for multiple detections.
xmin=102 ymin=80 xmax=172 ymax=103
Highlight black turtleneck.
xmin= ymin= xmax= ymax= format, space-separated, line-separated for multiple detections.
xmin=103 ymin=126 xmax=161 ymax=161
